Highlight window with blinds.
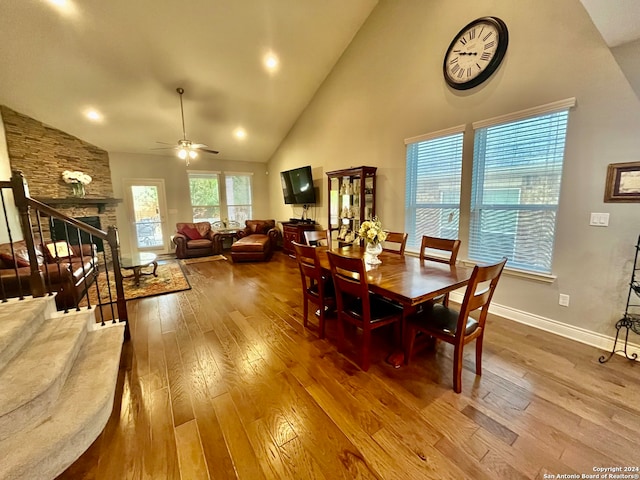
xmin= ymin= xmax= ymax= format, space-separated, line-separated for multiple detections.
xmin=188 ymin=172 xmax=220 ymax=223
xmin=469 ymin=108 xmax=571 ymax=274
xmin=224 ymin=173 xmax=253 ymax=224
xmin=405 ymin=127 xmax=464 ymax=251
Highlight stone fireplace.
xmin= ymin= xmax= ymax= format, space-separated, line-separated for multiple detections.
xmin=0 ymin=105 xmax=119 ymax=234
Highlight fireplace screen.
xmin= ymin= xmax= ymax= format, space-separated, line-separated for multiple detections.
xmin=50 ymin=216 xmax=104 ymax=253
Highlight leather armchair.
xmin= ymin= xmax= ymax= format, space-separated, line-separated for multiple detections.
xmin=173 ymin=222 xmax=219 ymax=259
xmin=231 ymin=219 xmax=281 ymax=262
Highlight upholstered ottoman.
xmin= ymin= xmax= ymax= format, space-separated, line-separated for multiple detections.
xmin=231 ymin=234 xmax=272 ymax=262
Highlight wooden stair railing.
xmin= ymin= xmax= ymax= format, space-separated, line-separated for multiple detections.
xmin=0 ymin=171 xmax=128 ymax=337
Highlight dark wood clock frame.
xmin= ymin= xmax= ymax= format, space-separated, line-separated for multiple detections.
xmin=443 ymin=16 xmax=509 ymax=90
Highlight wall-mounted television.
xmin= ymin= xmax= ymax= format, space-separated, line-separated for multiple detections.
xmin=280 ymin=165 xmax=316 ymax=205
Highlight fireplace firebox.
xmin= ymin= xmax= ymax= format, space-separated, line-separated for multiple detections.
xmin=50 ymin=216 xmax=105 ymax=252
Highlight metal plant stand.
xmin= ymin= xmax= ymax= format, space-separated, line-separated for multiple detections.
xmin=599 ymin=235 xmax=640 ymax=363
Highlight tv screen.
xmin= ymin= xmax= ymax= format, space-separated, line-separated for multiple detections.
xmin=280 ymin=166 xmax=316 ymax=205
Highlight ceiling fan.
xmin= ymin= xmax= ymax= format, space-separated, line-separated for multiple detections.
xmin=153 ymin=87 xmax=219 ymax=165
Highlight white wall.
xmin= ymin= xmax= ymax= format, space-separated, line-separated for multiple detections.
xmin=612 ymin=38 xmax=640 ymax=101
xmin=109 ymin=152 xmax=270 ymax=256
xmin=267 ymin=0 xmax=640 ymax=337
xmin=0 ymin=110 xmax=22 ymax=243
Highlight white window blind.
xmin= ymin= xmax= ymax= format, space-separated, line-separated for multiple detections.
xmin=469 ymin=109 xmax=570 ymax=274
xmin=405 ymin=127 xmax=464 ymax=251
xmin=188 ymin=172 xmax=220 ymax=223
xmin=224 ymin=173 xmax=253 ymax=224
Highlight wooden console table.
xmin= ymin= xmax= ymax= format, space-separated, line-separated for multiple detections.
xmin=281 ymin=221 xmax=320 ymax=256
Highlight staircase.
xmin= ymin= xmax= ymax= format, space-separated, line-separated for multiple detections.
xmin=0 ymin=295 xmax=125 ymax=480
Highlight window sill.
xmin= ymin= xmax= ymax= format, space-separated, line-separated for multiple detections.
xmin=460 ymin=259 xmax=557 ymax=283
xmin=405 ymin=251 xmax=557 ymax=283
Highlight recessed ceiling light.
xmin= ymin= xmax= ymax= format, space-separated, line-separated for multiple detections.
xmin=84 ymin=109 xmax=103 ymax=122
xmin=234 ymin=127 xmax=247 ymax=139
xmin=44 ymin=0 xmax=78 ymax=17
xmin=263 ymin=53 xmax=279 ymax=72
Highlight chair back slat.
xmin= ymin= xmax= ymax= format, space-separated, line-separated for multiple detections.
xmin=327 ymin=251 xmax=368 ymax=301
xmin=304 ymin=229 xmax=329 ymax=247
xmin=382 ymin=231 xmax=408 ymax=255
xmin=420 ymin=236 xmax=461 ymax=264
xmin=292 ymin=241 xmax=322 ymax=288
xmin=458 ymin=258 xmax=507 ymax=331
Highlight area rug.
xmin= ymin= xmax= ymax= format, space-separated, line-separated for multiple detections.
xmin=180 ymin=254 xmax=227 ymax=265
xmin=81 ymin=260 xmax=190 ymax=305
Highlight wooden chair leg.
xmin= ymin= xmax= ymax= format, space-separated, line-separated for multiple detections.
xmin=404 ymin=325 xmax=416 ymax=365
xmin=318 ymin=304 xmax=326 ymax=339
xmin=302 ymin=297 xmax=309 ymax=329
xmin=337 ymin=315 xmax=346 ymax=354
xmin=361 ymin=327 xmax=371 ymax=371
xmin=475 ymin=334 xmax=484 ymax=375
xmin=453 ymin=345 xmax=464 ymax=393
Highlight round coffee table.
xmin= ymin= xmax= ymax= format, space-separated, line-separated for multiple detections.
xmin=120 ymin=252 xmax=158 ymax=286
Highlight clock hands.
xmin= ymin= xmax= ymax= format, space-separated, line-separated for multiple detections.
xmin=452 ymin=50 xmax=479 ymax=56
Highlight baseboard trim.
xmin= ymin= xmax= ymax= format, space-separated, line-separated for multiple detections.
xmin=449 ymin=292 xmax=640 ymax=360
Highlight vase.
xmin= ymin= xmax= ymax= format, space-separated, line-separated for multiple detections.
xmin=365 ymin=242 xmax=383 ymax=265
xmin=71 ymin=183 xmax=85 ymax=198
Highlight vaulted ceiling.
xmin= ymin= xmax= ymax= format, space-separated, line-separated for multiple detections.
xmin=1 ymin=1 xmax=638 ymax=165
xmin=0 ymin=0 xmax=377 ymax=163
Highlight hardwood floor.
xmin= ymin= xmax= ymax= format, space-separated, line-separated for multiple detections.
xmin=58 ymin=252 xmax=640 ymax=479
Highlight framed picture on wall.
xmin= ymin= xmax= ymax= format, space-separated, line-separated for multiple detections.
xmin=605 ymin=161 xmax=640 ymax=202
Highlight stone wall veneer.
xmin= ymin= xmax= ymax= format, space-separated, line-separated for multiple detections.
xmin=0 ymin=105 xmax=118 ymax=261
xmin=0 ymin=105 xmax=114 ymax=200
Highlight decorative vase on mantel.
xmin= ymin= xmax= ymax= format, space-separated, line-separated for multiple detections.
xmin=71 ymin=182 xmax=85 ymax=198
xmin=365 ymin=241 xmax=383 ymax=265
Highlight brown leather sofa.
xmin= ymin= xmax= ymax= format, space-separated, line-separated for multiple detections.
xmin=231 ymin=220 xmax=281 ymax=262
xmin=173 ymin=222 xmax=219 ymax=259
xmin=0 ymin=240 xmax=98 ymax=309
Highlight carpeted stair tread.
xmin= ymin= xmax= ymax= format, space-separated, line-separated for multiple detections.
xmin=0 ymin=297 xmax=54 ymax=372
xmin=0 ymin=309 xmax=91 ymax=441
xmin=0 ymin=323 xmax=125 ymax=480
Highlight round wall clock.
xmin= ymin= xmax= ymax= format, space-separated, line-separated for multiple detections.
xmin=443 ymin=16 xmax=509 ymax=90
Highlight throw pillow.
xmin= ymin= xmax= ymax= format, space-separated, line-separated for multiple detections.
xmin=44 ymin=241 xmax=74 ymax=261
xmin=0 ymin=252 xmax=21 ymax=268
xmin=180 ymin=225 xmax=202 ymax=240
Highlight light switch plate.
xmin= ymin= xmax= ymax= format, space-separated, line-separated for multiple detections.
xmin=589 ymin=212 xmax=609 ymax=227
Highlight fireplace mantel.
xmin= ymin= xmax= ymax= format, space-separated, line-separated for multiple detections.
xmin=34 ymin=197 xmax=122 ymax=213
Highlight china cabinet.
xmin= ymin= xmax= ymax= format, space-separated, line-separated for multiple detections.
xmin=326 ymin=166 xmax=377 ymax=247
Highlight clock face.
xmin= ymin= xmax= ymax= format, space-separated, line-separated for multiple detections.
xmin=443 ymin=17 xmax=508 ymax=90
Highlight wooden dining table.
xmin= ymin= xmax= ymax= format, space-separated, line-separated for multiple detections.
xmin=316 ymin=245 xmax=473 ymax=367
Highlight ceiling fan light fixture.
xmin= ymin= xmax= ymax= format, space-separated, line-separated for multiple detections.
xmin=178 ymin=148 xmax=188 ymax=160
xmin=189 ymin=150 xmax=198 ymax=159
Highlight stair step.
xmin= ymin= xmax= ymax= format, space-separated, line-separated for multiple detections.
xmin=0 ymin=308 xmax=92 ymax=441
xmin=0 ymin=296 xmax=56 ymax=372
xmin=0 ymin=323 xmax=125 ymax=480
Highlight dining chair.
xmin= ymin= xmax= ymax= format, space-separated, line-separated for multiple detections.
xmin=420 ymin=236 xmax=462 ymax=306
xmin=303 ymin=229 xmax=330 ymax=247
xmin=404 ymin=257 xmax=507 ymax=393
xmin=382 ymin=231 xmax=408 ymax=255
xmin=327 ymin=251 xmax=403 ymax=371
xmin=292 ymin=241 xmax=334 ymax=339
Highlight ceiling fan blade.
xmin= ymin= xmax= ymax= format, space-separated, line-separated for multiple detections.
xmin=150 ymin=146 xmax=177 ymax=150
xmin=155 ymin=141 xmax=175 ymax=146
xmin=197 ymin=147 xmax=219 ymax=155
xmin=190 ymin=143 xmax=208 ymax=149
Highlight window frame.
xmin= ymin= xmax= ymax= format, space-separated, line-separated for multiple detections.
xmin=187 ymin=171 xmax=221 ymax=224
xmin=223 ymin=171 xmax=253 ymax=224
xmin=468 ymin=97 xmax=576 ymax=275
xmin=404 ymin=124 xmax=465 ymax=253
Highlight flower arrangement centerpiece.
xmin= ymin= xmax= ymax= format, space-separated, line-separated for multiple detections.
xmin=62 ymin=170 xmax=92 ymax=198
xmin=358 ymin=217 xmax=386 ymax=265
